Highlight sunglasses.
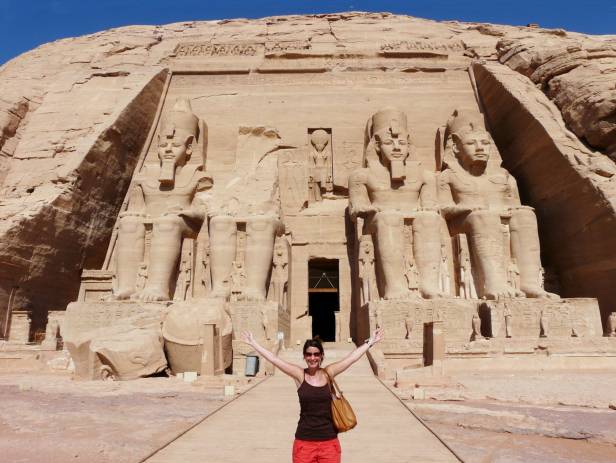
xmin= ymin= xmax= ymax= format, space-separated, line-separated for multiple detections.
xmin=304 ymin=352 xmax=322 ymax=357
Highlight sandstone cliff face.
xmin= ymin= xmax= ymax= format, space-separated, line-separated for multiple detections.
xmin=1 ymin=12 xmax=615 ymax=333
xmin=497 ymin=35 xmax=616 ymax=157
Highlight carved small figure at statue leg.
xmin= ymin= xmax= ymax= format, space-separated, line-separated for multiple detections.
xmin=540 ymin=310 xmax=548 ymax=338
xmin=472 ymin=312 xmax=484 ymax=341
xmin=607 ymin=312 xmax=616 ymax=337
xmin=404 ymin=313 xmax=413 ymax=340
xmin=504 ymin=303 xmax=513 ymax=338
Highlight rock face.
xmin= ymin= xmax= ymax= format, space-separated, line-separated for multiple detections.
xmin=497 ymin=36 xmax=616 ymax=157
xmin=1 ymin=12 xmax=616 ymax=375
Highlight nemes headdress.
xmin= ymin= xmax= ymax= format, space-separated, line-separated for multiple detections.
xmin=161 ymin=98 xmax=199 ymax=140
xmin=444 ymin=109 xmax=484 ymax=144
xmin=367 ymin=108 xmax=408 ymax=140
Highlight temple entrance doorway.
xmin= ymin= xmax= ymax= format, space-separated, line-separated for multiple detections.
xmin=308 ymin=259 xmax=339 ymax=342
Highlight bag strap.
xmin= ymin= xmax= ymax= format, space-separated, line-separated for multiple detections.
xmin=323 ymin=369 xmax=343 ymax=399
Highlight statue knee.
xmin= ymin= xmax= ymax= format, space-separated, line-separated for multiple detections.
xmin=510 ymin=208 xmax=538 ymax=229
xmin=247 ymin=215 xmax=277 ymax=234
xmin=119 ymin=215 xmax=144 ymax=233
xmin=413 ymin=210 xmax=441 ymax=229
xmin=153 ymin=215 xmax=184 ymax=233
xmin=210 ymin=215 xmax=236 ymax=232
xmin=466 ymin=209 xmax=499 ymax=229
xmin=374 ymin=210 xmax=403 ymax=229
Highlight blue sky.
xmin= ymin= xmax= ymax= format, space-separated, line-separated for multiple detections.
xmin=1 ymin=0 xmax=614 ymax=65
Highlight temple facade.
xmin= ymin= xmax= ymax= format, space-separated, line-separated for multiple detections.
xmin=1 ymin=13 xmax=615 ymax=379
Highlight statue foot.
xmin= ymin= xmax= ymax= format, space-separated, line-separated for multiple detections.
xmin=109 ymin=289 xmax=135 ymax=301
xmin=138 ymin=287 xmax=169 ymax=302
xmin=483 ymin=285 xmax=521 ymax=300
xmin=383 ymin=289 xmax=412 ymax=300
xmin=520 ymin=285 xmax=559 ymax=299
xmin=420 ymin=286 xmax=440 ymax=299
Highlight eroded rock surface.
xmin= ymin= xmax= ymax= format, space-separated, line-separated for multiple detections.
xmin=497 ymin=36 xmax=616 ymax=157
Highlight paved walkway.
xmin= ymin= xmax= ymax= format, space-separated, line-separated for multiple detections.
xmin=146 ymin=345 xmax=459 ymax=462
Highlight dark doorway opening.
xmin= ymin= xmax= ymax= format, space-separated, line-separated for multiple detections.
xmin=308 ymin=259 xmax=339 ymax=342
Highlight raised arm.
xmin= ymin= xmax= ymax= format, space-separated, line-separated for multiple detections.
xmin=240 ymin=331 xmax=304 ymax=385
xmin=325 ymin=328 xmax=383 ymax=379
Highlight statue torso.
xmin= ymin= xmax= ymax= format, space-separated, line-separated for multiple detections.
xmin=447 ymin=166 xmax=516 ymax=211
xmin=364 ymin=162 xmax=424 ymax=213
xmin=138 ymin=164 xmax=204 ymax=216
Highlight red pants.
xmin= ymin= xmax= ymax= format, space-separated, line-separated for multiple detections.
xmin=292 ymin=438 xmax=341 ymax=463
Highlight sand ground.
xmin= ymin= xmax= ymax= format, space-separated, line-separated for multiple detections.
xmin=391 ymin=370 xmax=616 ymax=462
xmin=1 ymin=361 xmax=616 ymax=462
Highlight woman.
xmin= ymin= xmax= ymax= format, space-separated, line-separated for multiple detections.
xmin=240 ymin=328 xmax=384 ymax=463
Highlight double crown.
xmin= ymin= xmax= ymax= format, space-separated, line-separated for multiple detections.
xmin=161 ymin=98 xmax=199 ymax=139
xmin=368 ymin=108 xmax=408 ymax=139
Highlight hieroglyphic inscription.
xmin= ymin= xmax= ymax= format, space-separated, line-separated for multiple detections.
xmin=265 ymin=41 xmax=311 ymax=54
xmin=174 ymin=42 xmax=260 ymax=57
xmin=63 ymin=301 xmax=167 ymax=340
xmin=489 ymin=299 xmax=602 ymax=338
xmin=368 ymin=298 xmax=479 ymax=347
xmin=380 ymin=40 xmax=465 ymax=53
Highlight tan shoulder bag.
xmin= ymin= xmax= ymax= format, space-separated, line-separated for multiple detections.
xmin=324 ymin=369 xmax=357 ymax=432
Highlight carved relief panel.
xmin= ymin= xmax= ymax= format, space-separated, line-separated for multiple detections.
xmin=307 ymin=128 xmax=333 ymax=203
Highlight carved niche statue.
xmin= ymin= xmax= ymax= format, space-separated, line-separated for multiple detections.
xmin=271 ymin=237 xmax=289 ymax=310
xmin=438 ymin=110 xmax=557 ymax=300
xmin=308 ymin=129 xmax=333 ymax=203
xmin=113 ymin=98 xmax=212 ymax=301
xmin=349 ymin=108 xmax=442 ymax=300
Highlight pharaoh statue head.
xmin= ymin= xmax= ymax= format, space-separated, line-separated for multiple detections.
xmin=445 ymin=110 xmax=493 ymax=173
xmin=310 ymin=129 xmax=330 ymax=153
xmin=366 ymin=108 xmax=412 ymax=180
xmin=158 ymin=98 xmax=199 ymax=185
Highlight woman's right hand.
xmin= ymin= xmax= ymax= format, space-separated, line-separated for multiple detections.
xmin=240 ymin=330 xmax=256 ymax=347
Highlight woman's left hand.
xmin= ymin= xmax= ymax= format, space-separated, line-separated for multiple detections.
xmin=368 ymin=327 xmax=384 ymax=346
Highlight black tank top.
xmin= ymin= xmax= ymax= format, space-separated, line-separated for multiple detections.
xmin=295 ymin=370 xmax=337 ymax=441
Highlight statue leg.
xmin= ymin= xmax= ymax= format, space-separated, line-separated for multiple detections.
xmin=139 ymin=215 xmax=188 ymax=302
xmin=509 ymin=208 xmax=558 ymax=298
xmin=372 ymin=211 xmax=409 ymax=300
xmin=209 ymin=215 xmax=237 ymax=298
xmin=412 ymin=211 xmax=443 ymax=299
xmin=114 ymin=215 xmax=145 ymax=300
xmin=244 ymin=215 xmax=280 ymax=301
xmin=464 ymin=210 xmax=516 ymax=299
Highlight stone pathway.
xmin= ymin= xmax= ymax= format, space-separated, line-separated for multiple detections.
xmin=145 ymin=345 xmax=459 ymax=462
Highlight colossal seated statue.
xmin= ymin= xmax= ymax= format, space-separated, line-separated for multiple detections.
xmin=438 ymin=110 xmax=557 ymax=300
xmin=349 ymin=108 xmax=442 ymax=300
xmin=114 ymin=98 xmax=211 ymax=301
xmin=208 ymin=212 xmax=282 ymax=302
xmin=206 ymin=126 xmax=284 ymax=303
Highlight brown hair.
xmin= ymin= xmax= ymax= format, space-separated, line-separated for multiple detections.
xmin=302 ymin=337 xmax=324 ymax=357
